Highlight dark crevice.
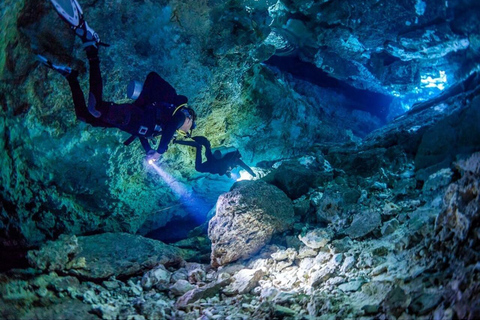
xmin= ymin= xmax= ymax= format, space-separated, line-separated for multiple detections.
xmin=396 ymin=17 xmax=448 ymax=38
xmin=264 ymin=55 xmax=393 ymax=121
xmin=145 ymin=215 xmax=207 ymax=243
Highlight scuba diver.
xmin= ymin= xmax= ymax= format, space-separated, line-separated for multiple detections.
xmin=38 ymin=0 xmax=196 ymax=163
xmin=174 ymin=136 xmax=256 ymax=178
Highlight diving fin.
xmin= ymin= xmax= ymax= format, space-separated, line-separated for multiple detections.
xmin=50 ymin=0 xmax=82 ymax=28
xmin=50 ymin=0 xmax=108 ymax=48
xmin=37 ymin=54 xmax=76 ymax=78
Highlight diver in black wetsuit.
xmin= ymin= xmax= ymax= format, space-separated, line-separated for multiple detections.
xmin=39 ymin=0 xmax=196 ymax=163
xmin=174 ymin=136 xmax=256 ymax=178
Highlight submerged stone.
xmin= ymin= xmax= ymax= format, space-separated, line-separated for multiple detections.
xmin=298 ymin=228 xmax=333 ymax=249
xmin=208 ymin=180 xmax=294 ymax=267
xmin=343 ymin=211 xmax=382 ymax=239
xmin=141 ymin=264 xmax=172 ymax=291
xmin=268 ymin=158 xmax=334 ymax=199
xmin=223 ymin=268 xmax=266 ymax=295
xmin=28 ymin=233 xmax=183 ymax=280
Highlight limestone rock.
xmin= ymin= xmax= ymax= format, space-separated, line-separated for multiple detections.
xmin=297 ymin=246 xmax=317 ymax=259
xmin=338 ymin=280 xmax=364 ymax=292
xmin=340 ymin=256 xmax=356 ymax=274
xmin=422 ymin=168 xmax=454 ymax=194
xmin=343 ymin=211 xmax=382 ymax=239
xmin=381 ymin=218 xmax=400 ymax=236
xmin=175 ymin=273 xmax=232 ymax=309
xmin=455 ymin=152 xmax=480 ymax=174
xmin=384 ymin=286 xmax=410 ymax=318
xmin=141 ymin=264 xmax=171 ymax=291
xmin=271 ymin=248 xmax=297 ymax=262
xmin=434 ymin=153 xmax=480 ymax=262
xmin=223 ymin=268 xmax=266 ymax=295
xmin=208 ymin=180 xmax=294 ymax=267
xmin=313 ymin=190 xmax=344 ymax=223
xmin=326 ymin=148 xmax=388 ymax=177
xmin=28 ymin=233 xmax=183 ymax=280
xmin=415 ymin=97 xmax=480 ymax=174
xmin=269 ymin=158 xmax=333 ymax=199
xmin=169 ymin=279 xmax=196 ymax=296
xmin=409 ymin=293 xmax=442 ymax=315
xmin=298 ymin=228 xmax=333 ymax=249
xmin=27 ymin=234 xmax=80 ymax=272
xmin=310 ymin=265 xmax=336 ymax=287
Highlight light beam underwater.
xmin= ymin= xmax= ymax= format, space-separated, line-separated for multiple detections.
xmin=148 ymin=161 xmax=211 ymax=223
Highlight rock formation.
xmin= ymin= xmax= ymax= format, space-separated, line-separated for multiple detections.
xmin=1 ymin=0 xmax=479 ymax=319
xmin=209 ymin=180 xmax=294 ymax=267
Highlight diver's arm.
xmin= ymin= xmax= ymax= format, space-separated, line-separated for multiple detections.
xmin=141 ymin=137 xmax=161 ymax=162
xmin=236 ymin=159 xmax=256 ymax=177
xmin=156 ymin=124 xmax=176 ymax=154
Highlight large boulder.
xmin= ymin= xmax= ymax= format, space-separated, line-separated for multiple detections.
xmin=208 ymin=181 xmax=294 ymax=267
xmin=267 ymin=157 xmax=334 ymax=199
xmin=27 ymin=233 xmax=184 ymax=279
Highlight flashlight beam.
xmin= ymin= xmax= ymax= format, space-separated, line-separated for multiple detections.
xmin=149 ymin=162 xmax=211 ymax=223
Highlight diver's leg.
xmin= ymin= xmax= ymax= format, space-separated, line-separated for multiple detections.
xmin=173 ymin=139 xmax=208 ymax=172
xmin=66 ymin=72 xmax=88 ymax=122
xmin=85 ymin=46 xmax=106 ymax=117
xmin=174 ymin=140 xmax=206 ymax=169
xmin=66 ymin=72 xmax=108 ymax=127
xmin=51 ymin=0 xmax=105 ymax=117
xmin=191 ymin=136 xmax=214 ymax=160
xmin=37 ymin=54 xmax=97 ymax=123
xmin=174 ymin=140 xmax=200 ymax=148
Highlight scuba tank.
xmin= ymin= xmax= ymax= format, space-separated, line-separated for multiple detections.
xmin=212 ymin=146 xmax=238 ymax=159
xmin=127 ymin=80 xmax=143 ymax=99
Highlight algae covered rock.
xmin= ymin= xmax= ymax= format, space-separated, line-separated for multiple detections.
xmin=27 ymin=234 xmax=80 ymax=271
xmin=208 ymin=180 xmax=294 ymax=267
xmin=28 ymin=232 xmax=184 ymax=279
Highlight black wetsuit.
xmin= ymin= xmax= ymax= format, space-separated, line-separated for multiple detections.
xmin=175 ymin=136 xmax=255 ymax=177
xmin=66 ymin=46 xmax=187 ymax=154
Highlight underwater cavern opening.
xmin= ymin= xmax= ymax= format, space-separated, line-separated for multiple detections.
xmin=264 ymin=55 xmax=394 ymax=123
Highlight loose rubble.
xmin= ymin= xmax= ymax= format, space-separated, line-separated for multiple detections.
xmin=2 ymin=146 xmax=479 ymax=319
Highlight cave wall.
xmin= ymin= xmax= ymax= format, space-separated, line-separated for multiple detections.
xmin=0 ymin=0 xmax=478 ymax=251
xmin=266 ymin=0 xmax=479 ymax=96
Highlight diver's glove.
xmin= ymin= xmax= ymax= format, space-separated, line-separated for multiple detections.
xmin=146 ymin=150 xmax=161 ymax=164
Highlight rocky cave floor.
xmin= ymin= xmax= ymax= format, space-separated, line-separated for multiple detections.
xmin=1 ymin=138 xmax=479 ymax=320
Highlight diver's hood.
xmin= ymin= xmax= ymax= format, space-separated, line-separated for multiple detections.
xmin=173 ymin=110 xmax=187 ymax=130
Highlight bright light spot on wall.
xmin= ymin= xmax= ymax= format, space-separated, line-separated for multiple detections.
xmin=401 ymin=102 xmax=411 ymax=111
xmin=415 ymin=0 xmax=426 ymax=16
xmin=236 ymin=169 xmax=255 ymax=181
xmin=421 ymin=70 xmax=447 ymax=90
xmin=392 ymin=91 xmax=401 ymax=97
